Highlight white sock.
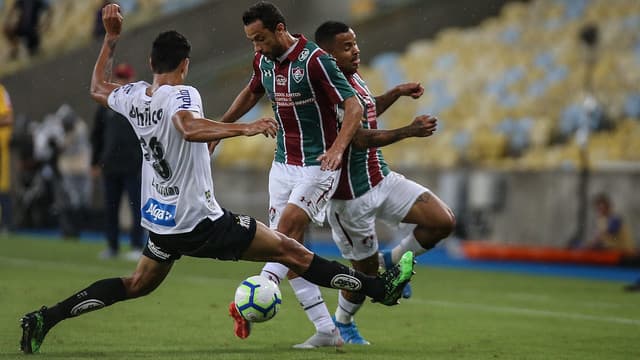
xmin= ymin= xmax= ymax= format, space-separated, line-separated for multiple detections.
xmin=335 ymin=291 xmax=364 ymax=324
xmin=260 ymin=262 xmax=289 ymax=285
xmin=289 ymin=277 xmax=335 ymax=333
xmin=391 ymin=233 xmax=427 ymax=264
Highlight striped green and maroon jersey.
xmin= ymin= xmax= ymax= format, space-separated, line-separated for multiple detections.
xmin=248 ymin=34 xmax=356 ymax=166
xmin=333 ymin=72 xmax=390 ymax=200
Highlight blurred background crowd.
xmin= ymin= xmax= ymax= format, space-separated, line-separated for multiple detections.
xmin=0 ymin=0 xmax=638 ymax=256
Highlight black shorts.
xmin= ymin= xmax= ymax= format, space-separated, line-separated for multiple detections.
xmin=143 ymin=209 xmax=257 ymax=263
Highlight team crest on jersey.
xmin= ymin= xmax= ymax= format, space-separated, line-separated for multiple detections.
xmin=276 ymin=74 xmax=287 ymax=86
xmin=292 ymin=67 xmax=304 ymax=83
xmin=298 ymin=48 xmax=310 ymax=61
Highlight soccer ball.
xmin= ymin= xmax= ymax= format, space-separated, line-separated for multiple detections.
xmin=234 ymin=275 xmax=282 ymax=322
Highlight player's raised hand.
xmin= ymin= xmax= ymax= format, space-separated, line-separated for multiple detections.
xmin=396 ymin=82 xmax=424 ymax=99
xmin=409 ymin=114 xmax=438 ymax=137
xmin=245 ymin=117 xmax=278 ymax=138
xmin=102 ymin=3 xmax=123 ymax=36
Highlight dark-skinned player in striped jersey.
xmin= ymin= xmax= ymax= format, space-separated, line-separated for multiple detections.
xmin=315 ymin=21 xmax=456 ymax=345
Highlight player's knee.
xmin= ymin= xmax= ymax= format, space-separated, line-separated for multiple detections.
xmin=417 ymin=207 xmax=456 ymax=240
xmin=276 ymin=212 xmax=308 ymax=240
xmin=439 ymin=208 xmax=456 ymax=237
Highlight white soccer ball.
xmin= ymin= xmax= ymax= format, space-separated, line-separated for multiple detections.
xmin=234 ymin=275 xmax=282 ymax=323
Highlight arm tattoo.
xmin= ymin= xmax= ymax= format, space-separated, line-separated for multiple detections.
xmin=104 ymin=38 xmax=118 ymax=79
xmin=415 ymin=192 xmax=431 ymax=203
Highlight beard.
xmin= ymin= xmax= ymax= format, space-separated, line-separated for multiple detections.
xmin=263 ymin=43 xmax=287 ymax=61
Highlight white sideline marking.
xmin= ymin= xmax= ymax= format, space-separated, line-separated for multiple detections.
xmin=418 ymin=299 xmax=640 ymax=326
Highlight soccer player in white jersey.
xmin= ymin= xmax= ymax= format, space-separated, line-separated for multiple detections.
xmin=219 ymin=2 xmax=365 ymax=348
xmin=17 ymin=5 xmax=416 ymax=354
xmin=315 ymin=21 xmax=456 ymax=344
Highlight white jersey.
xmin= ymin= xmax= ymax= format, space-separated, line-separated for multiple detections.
xmin=108 ymin=81 xmax=224 ymax=234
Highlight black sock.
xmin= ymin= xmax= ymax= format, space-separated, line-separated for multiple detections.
xmin=300 ymin=254 xmax=384 ymax=300
xmin=44 ymin=278 xmax=127 ymax=329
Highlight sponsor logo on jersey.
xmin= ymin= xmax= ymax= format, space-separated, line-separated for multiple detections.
xmin=129 ymin=105 xmax=163 ymax=127
xmin=236 ymin=215 xmax=252 ymax=230
xmin=176 ymin=89 xmax=194 ymax=110
xmin=262 ymin=69 xmax=273 ymax=78
xmin=147 ymin=239 xmax=171 ymax=260
xmin=142 ymin=198 xmax=176 ymax=226
xmin=70 ymin=299 xmax=105 ymax=316
xmin=298 ymin=48 xmax=310 ymax=61
xmin=276 ymin=74 xmax=287 ymax=86
xmin=330 ymin=274 xmax=362 ymax=291
xmin=292 ymin=67 xmax=304 ymax=83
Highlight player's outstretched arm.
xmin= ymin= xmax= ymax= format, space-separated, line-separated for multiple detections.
xmin=172 ymin=110 xmax=277 ymax=142
xmin=318 ymin=96 xmax=363 ymax=170
xmin=351 ymin=114 xmax=437 ymax=150
xmin=90 ymin=3 xmax=123 ymax=107
xmin=220 ymin=85 xmax=263 ymax=123
xmin=374 ymin=82 xmax=424 ymax=116
xmin=211 ymin=85 xmax=263 ymax=153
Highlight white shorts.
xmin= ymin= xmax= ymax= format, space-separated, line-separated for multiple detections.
xmin=268 ymin=161 xmax=340 ymax=228
xmin=326 ymin=171 xmax=429 ymax=261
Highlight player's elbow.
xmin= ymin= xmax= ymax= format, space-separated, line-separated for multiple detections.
xmin=89 ymin=89 xmax=104 ymax=105
xmin=180 ymin=126 xmax=200 ymax=142
xmin=348 ymin=101 xmax=363 ymax=121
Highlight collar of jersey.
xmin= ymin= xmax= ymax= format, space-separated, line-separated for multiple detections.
xmin=278 ymin=34 xmax=307 ymax=64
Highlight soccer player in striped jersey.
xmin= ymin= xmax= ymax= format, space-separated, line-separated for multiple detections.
xmin=18 ymin=5 xmax=416 ymax=354
xmin=315 ymin=21 xmax=456 ymax=344
xmin=221 ymin=2 xmax=366 ymax=348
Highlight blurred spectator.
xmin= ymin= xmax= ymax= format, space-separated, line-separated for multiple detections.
xmin=0 ymin=83 xmax=14 ymax=232
xmin=28 ymin=109 xmax=64 ymax=229
xmin=91 ymin=63 xmax=145 ymax=260
xmin=583 ymin=193 xmax=635 ymax=254
xmin=2 ymin=0 xmax=52 ymax=59
xmin=57 ymin=104 xmax=91 ymax=238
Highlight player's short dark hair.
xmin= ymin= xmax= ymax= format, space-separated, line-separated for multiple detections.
xmin=315 ymin=21 xmax=350 ymax=49
xmin=150 ymin=31 xmax=191 ymax=74
xmin=242 ymin=1 xmax=286 ymax=32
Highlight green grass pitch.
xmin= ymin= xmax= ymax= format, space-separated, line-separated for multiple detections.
xmin=1 ymin=235 xmax=639 ymax=359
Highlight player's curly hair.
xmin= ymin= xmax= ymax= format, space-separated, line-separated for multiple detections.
xmin=315 ymin=21 xmax=350 ymax=48
xmin=151 ymin=31 xmax=191 ymax=74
